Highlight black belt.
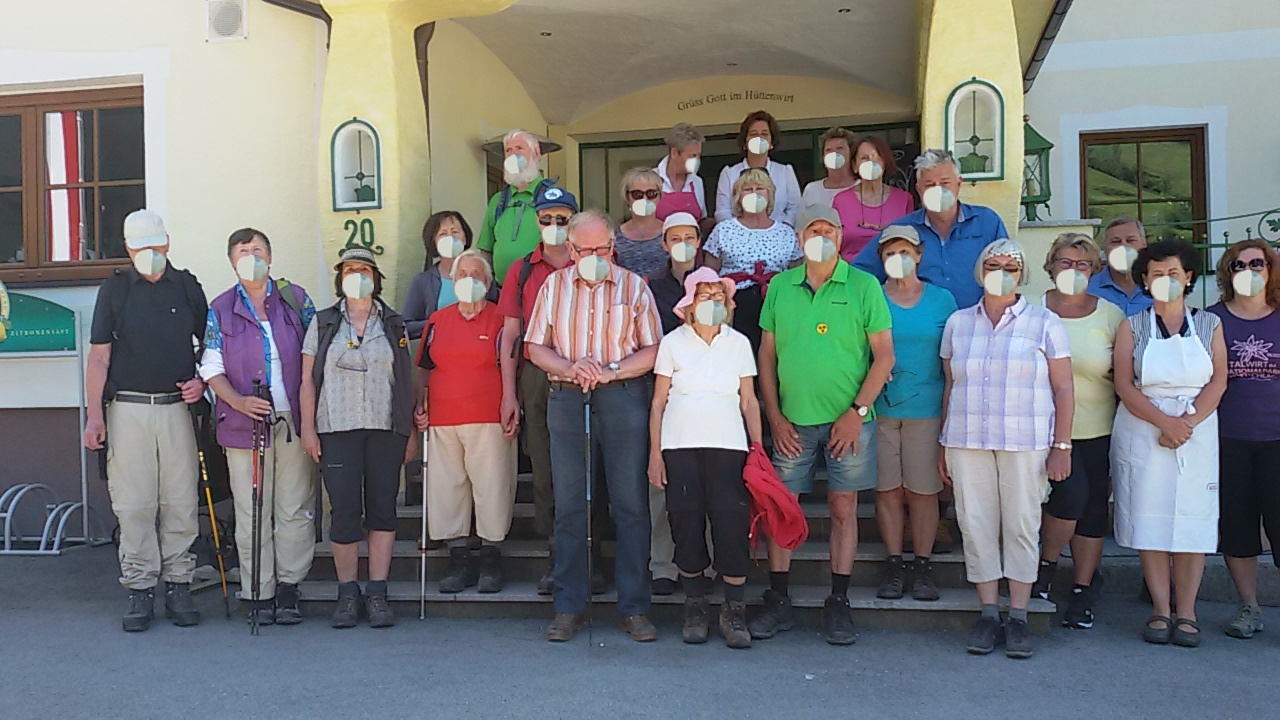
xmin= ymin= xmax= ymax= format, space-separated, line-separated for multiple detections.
xmin=549 ymin=378 xmax=647 ymax=391
xmin=114 ymin=391 xmax=184 ymax=405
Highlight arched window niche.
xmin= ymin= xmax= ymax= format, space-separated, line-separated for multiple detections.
xmin=945 ymin=78 xmax=1005 ymax=182
xmin=331 ymin=118 xmax=382 ymax=211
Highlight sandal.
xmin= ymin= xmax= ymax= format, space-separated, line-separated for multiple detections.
xmin=1143 ymin=614 xmax=1172 ymax=645
xmin=1172 ymin=617 xmax=1202 ymax=648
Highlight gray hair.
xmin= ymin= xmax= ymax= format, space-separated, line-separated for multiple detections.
xmin=449 ymin=248 xmax=495 ymax=287
xmin=1104 ymin=214 xmax=1146 ymax=239
xmin=913 ymin=148 xmax=962 ymax=181
xmin=973 ymin=238 xmax=1030 ymax=287
xmin=503 ymin=129 xmax=539 ymax=152
xmin=567 ymin=208 xmax=616 ymax=242
xmin=665 ymin=123 xmax=704 ymax=152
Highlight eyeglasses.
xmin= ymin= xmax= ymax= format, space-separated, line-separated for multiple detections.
xmin=570 ymin=243 xmax=614 ymax=257
xmin=1055 ymin=258 xmax=1094 ymax=272
xmin=1230 ymin=258 xmax=1268 ymax=273
xmin=694 ymin=291 xmax=727 ymax=302
xmin=982 ymin=263 xmax=1021 ymax=273
xmin=538 ymin=216 xmax=570 ymax=227
xmin=627 ymin=189 xmax=661 ymax=201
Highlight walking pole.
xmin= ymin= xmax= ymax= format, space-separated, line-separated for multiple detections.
xmin=583 ymin=389 xmax=594 ymax=645
xmin=249 ymin=379 xmax=267 ymax=636
xmin=192 ymin=410 xmax=230 ymax=619
xmin=419 ymin=430 xmax=429 ymax=621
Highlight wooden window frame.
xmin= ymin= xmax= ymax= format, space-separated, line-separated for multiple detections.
xmin=0 ymin=86 xmax=144 ymax=285
xmin=1079 ymin=126 xmax=1207 ymax=241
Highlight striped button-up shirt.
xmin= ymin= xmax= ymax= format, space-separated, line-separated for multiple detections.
xmin=940 ymin=297 xmax=1070 ymax=451
xmin=524 ymin=264 xmax=662 ymax=380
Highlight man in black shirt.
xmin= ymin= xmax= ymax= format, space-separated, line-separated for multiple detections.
xmin=83 ymin=209 xmax=208 ymax=633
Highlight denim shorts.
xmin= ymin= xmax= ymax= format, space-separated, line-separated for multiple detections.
xmin=774 ymin=420 xmax=877 ymax=494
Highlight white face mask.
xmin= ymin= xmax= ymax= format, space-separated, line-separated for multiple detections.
xmin=541 ymin=224 xmax=567 ymax=246
xmin=670 ymin=241 xmax=697 ymax=264
xmin=1149 ymin=275 xmax=1184 ymax=303
xmin=683 ymin=157 xmax=701 ymax=174
xmin=1108 ymin=246 xmax=1139 ymax=274
xmin=922 ymin=185 xmax=957 ymax=214
xmin=1233 ymin=270 xmax=1266 ymax=298
xmin=694 ymin=300 xmax=728 ymax=326
xmin=235 ymin=255 xmax=268 ymax=282
xmin=1055 ymin=269 xmax=1089 ymax=296
xmin=453 ymin=276 xmax=486 ymax=304
xmin=630 ymin=198 xmax=656 ymax=217
xmin=803 ymin=236 xmax=837 ymax=263
xmin=503 ymin=153 xmax=528 ymax=176
xmin=823 ymin=152 xmax=846 ymax=171
xmin=884 ymin=253 xmax=916 ymax=280
xmin=576 ymin=255 xmax=610 ymax=283
xmin=746 ymin=136 xmax=770 ymax=155
xmin=342 ymin=272 xmax=374 ymax=300
xmin=132 ymin=248 xmax=166 ymax=276
xmin=740 ymin=192 xmax=767 ymax=214
xmin=858 ymin=160 xmax=884 ymax=181
xmin=436 ymin=235 xmax=465 ymax=259
xmin=983 ymin=270 xmax=1017 ymax=297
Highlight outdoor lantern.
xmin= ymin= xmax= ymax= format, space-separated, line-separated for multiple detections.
xmin=331 ymin=118 xmax=382 ymax=212
xmin=1022 ymin=118 xmax=1053 ymax=221
xmin=944 ymin=78 xmax=1005 ymax=181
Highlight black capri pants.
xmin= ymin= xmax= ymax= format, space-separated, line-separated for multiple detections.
xmin=1219 ymin=436 xmax=1280 ymax=558
xmin=1043 ymin=435 xmax=1111 ymax=538
xmin=662 ymin=447 xmax=751 ymax=578
xmin=320 ymin=429 xmax=409 ymax=544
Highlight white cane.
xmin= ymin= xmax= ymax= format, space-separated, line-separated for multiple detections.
xmin=419 ymin=431 xmax=429 ymax=621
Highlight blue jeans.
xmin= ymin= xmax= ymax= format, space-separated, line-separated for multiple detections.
xmin=547 ymin=381 xmax=652 ymax=616
xmin=774 ymin=420 xmax=878 ymax=494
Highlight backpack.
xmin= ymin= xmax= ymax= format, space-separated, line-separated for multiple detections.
xmin=274 ymin=277 xmax=306 ymax=324
xmin=493 ymin=176 xmax=559 ymax=225
xmin=107 ymin=265 xmax=207 ymax=354
xmin=508 ymin=254 xmax=539 ymax=360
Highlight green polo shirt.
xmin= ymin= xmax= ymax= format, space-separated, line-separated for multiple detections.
xmin=476 ymin=175 xmax=545 ymax=285
xmin=759 ymin=260 xmax=892 ymax=426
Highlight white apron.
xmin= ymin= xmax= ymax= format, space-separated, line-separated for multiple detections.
xmin=1112 ymin=309 xmax=1219 ymax=552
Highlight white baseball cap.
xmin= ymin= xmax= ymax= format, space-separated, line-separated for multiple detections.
xmin=661 ymin=212 xmax=699 ymax=235
xmin=123 ymin=209 xmax=168 ymax=250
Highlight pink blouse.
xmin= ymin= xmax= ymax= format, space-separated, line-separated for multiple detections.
xmin=832 ymin=185 xmax=915 ymax=261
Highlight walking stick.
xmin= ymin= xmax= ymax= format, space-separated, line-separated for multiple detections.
xmin=583 ymin=389 xmax=594 ymax=644
xmin=249 ymin=379 xmax=267 ymax=636
xmin=419 ymin=430 xmax=429 ymax=621
xmin=192 ymin=411 xmax=230 ymax=619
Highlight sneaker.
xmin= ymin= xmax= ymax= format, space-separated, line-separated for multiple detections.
xmin=966 ymin=615 xmax=1003 ymax=655
xmin=438 ymin=546 xmax=478 ymax=594
xmin=246 ymin=599 xmax=276 ymax=627
xmin=274 ymin=582 xmax=303 ymax=625
xmin=365 ymin=593 xmax=396 ymax=628
xmin=681 ymin=596 xmax=710 ymax=644
xmin=719 ymin=601 xmax=752 ymax=649
xmin=822 ymin=594 xmax=858 ymax=646
xmin=911 ymin=558 xmax=940 ymax=601
xmin=546 ymin=613 xmax=584 ymax=642
xmin=1226 ymin=603 xmax=1264 ymax=639
xmin=537 ymin=555 xmax=555 ymax=596
xmin=748 ymin=589 xmax=795 ymax=639
xmin=1062 ymin=586 xmax=1095 ymax=629
xmin=331 ymin=589 xmax=361 ymax=629
xmin=652 ymin=577 xmax=678 ymax=596
xmin=164 ymin=582 xmax=201 ymax=627
xmin=1031 ymin=561 xmax=1055 ymax=601
xmin=1004 ymin=617 xmax=1034 ymax=659
xmin=122 ymin=587 xmax=155 ymax=633
xmin=877 ymin=556 xmax=906 ymax=599
xmin=476 ymin=545 xmax=504 ymax=594
xmin=622 ymin=614 xmax=658 ymax=642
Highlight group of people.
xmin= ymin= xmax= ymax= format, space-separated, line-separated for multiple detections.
xmin=83 ymin=112 xmax=1278 ymax=661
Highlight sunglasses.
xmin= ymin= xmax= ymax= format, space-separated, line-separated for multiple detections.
xmin=570 ymin=243 xmax=613 ymax=257
xmin=983 ymin=263 xmax=1021 ymax=273
xmin=538 ymin=216 xmax=570 ymax=227
xmin=627 ymin=189 xmax=661 ymax=201
xmin=1230 ymin=258 xmax=1268 ymax=273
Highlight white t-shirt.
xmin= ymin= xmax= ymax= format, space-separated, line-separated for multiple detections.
xmin=800 ymin=180 xmax=853 ymax=209
xmin=704 ymin=218 xmax=802 ymax=289
xmin=654 ymin=324 xmax=757 ymax=451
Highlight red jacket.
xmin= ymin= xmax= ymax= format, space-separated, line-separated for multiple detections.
xmin=743 ymin=443 xmax=808 ymax=551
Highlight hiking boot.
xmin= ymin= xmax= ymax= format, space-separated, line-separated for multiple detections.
xmin=245 ymin=600 xmax=276 ymax=627
xmin=537 ymin=554 xmax=555 ymax=596
xmin=1004 ymin=617 xmax=1034 ymax=659
xmin=822 ymin=594 xmax=858 ymax=646
xmin=438 ymin=546 xmax=478 ymax=593
xmin=622 ymin=614 xmax=658 ymax=642
xmin=365 ymin=592 xmax=396 ymax=628
xmin=719 ymin=601 xmax=752 ymax=649
xmin=877 ymin=556 xmax=906 ymax=599
xmin=1031 ymin=561 xmax=1055 ymax=601
xmin=476 ymin=545 xmax=504 ymax=594
xmin=331 ymin=587 xmax=361 ymax=629
xmin=122 ymin=587 xmax=155 ymax=633
xmin=911 ymin=558 xmax=940 ymax=601
xmin=681 ymin=596 xmax=710 ymax=644
xmin=1062 ymin=586 xmax=1095 ymax=629
xmin=274 ymin=582 xmax=303 ymax=625
xmin=1226 ymin=603 xmax=1264 ymax=639
xmin=748 ymin=589 xmax=795 ymax=639
xmin=546 ymin=613 xmax=584 ymax=642
xmin=164 ymin=582 xmax=200 ymax=627
xmin=652 ymin=577 xmax=678 ymax=596
xmin=966 ymin=615 xmax=1003 ymax=655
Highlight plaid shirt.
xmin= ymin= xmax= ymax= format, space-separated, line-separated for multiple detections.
xmin=524 ymin=264 xmax=661 ymax=380
xmin=940 ymin=297 xmax=1070 ymax=451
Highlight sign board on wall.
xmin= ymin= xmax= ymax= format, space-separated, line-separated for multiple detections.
xmin=676 ymin=89 xmax=796 ymax=112
xmin=0 ymin=282 xmax=76 ymax=353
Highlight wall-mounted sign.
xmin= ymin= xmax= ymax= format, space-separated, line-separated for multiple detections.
xmin=945 ymin=78 xmax=1005 ymax=182
xmin=0 ymin=282 xmax=77 ymax=353
xmin=331 ymin=118 xmax=382 ymax=212
xmin=342 ymin=217 xmax=383 ymax=256
xmin=676 ymin=89 xmax=796 ymax=112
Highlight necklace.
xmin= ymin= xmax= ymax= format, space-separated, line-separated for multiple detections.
xmin=857 ymin=184 xmax=888 ymax=231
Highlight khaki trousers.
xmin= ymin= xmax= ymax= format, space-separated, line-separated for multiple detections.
xmin=106 ymin=401 xmax=199 ymax=590
xmin=946 ymin=447 xmax=1050 ymax=585
xmin=427 ymin=423 xmax=517 ymax=542
xmin=649 ymin=484 xmax=679 ymax=581
xmin=226 ymin=412 xmax=316 ymax=600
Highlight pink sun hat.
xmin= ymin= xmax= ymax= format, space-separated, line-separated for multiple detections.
xmin=673 ymin=266 xmax=738 ymax=320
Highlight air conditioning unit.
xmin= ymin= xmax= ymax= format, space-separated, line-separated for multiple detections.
xmin=206 ymin=0 xmax=248 ymax=42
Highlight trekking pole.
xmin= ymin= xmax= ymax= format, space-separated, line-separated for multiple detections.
xmin=249 ymin=379 xmax=267 ymax=636
xmin=192 ymin=411 xmax=230 ymax=619
xmin=583 ymin=389 xmax=594 ymax=645
xmin=419 ymin=430 xmax=429 ymax=621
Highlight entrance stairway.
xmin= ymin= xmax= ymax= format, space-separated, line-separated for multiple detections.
xmin=297 ymin=472 xmax=1055 ymax=634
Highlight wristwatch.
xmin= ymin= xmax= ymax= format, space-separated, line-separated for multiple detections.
xmin=1051 ymin=441 xmax=1072 ymax=451
xmin=852 ymin=403 xmax=869 ymax=418
xmin=607 ymin=362 xmax=621 ymax=382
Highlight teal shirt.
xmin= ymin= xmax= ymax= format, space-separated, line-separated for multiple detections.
xmin=436 ymin=277 xmax=458 ymax=311
xmin=875 ymin=283 xmax=957 ymax=419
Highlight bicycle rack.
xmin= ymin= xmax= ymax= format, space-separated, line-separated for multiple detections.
xmin=0 ymin=483 xmax=110 ymax=556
